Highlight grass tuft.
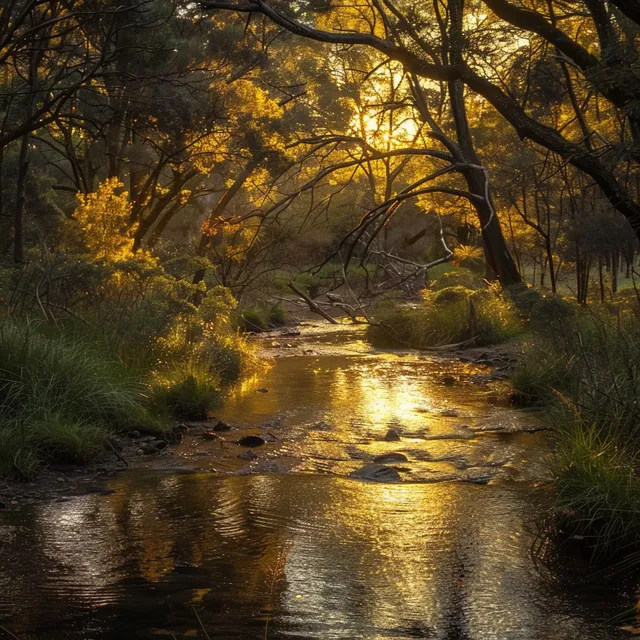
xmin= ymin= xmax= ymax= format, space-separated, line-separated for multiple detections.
xmin=367 ymin=286 xmax=523 ymax=348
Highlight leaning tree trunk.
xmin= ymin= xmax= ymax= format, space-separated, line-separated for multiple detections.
xmin=449 ymin=79 xmax=522 ymax=286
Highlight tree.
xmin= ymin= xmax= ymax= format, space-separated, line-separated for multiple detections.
xmin=200 ymin=0 xmax=640 ymax=247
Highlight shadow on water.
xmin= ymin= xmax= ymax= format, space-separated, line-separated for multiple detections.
xmin=0 ymin=327 xmax=634 ymax=639
xmin=0 ymin=473 xmax=632 ymax=639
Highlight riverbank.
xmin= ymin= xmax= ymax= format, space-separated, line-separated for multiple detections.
xmin=0 ymin=323 xmax=531 ymax=508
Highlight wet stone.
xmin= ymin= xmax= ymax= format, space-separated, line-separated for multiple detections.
xmin=350 ymin=463 xmax=402 ymax=483
xmin=465 ymin=469 xmax=494 ymax=484
xmin=213 ymin=420 xmax=231 ymax=432
xmin=238 ymin=450 xmax=259 ymax=461
xmin=86 ymin=486 xmax=117 ymax=496
xmin=237 ymin=435 xmax=266 ymax=447
xmin=373 ymin=452 xmax=408 ymax=464
xmin=440 ymin=409 xmax=459 ymax=417
xmin=140 ymin=444 xmax=159 ymax=455
xmin=383 ymin=429 xmax=401 ymax=441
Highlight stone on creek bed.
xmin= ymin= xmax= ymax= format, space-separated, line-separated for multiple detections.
xmin=237 ymin=435 xmax=266 ymax=447
xmin=383 ymin=429 xmax=401 ymax=441
xmin=373 ymin=452 xmax=408 ymax=464
xmin=350 ymin=463 xmax=402 ymax=483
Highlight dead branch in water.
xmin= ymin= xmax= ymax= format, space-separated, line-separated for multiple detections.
xmin=288 ymin=282 xmax=339 ymax=324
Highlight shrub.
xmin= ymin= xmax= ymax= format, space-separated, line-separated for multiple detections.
xmin=553 ymin=420 xmax=640 ymax=555
xmin=367 ymin=286 xmax=522 ymax=348
xmin=237 ymin=308 xmax=268 ymax=332
xmin=150 ymin=361 xmax=222 ymax=421
xmin=428 ymin=266 xmax=484 ymax=291
xmin=452 ymin=245 xmax=485 ymax=273
xmin=0 ymin=182 xmax=257 ymax=478
xmin=236 ymin=303 xmax=287 ymax=333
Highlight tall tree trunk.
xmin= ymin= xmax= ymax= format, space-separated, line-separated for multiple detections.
xmin=545 ymin=235 xmax=556 ymax=293
xmin=448 ymin=80 xmax=522 ymax=286
xmin=13 ymin=132 xmax=31 ymax=263
xmin=446 ymin=0 xmax=521 ymax=287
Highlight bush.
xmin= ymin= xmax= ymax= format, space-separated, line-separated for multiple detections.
xmin=150 ymin=361 xmax=221 ymax=421
xmin=553 ymin=421 xmax=640 ymax=555
xmin=0 ymin=182 xmax=257 ymax=478
xmin=236 ymin=303 xmax=287 ymax=333
xmin=428 ymin=266 xmax=484 ymax=291
xmin=367 ymin=286 xmax=523 ymax=348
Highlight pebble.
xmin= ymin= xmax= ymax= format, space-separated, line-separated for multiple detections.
xmin=350 ymin=463 xmax=401 ymax=482
xmin=237 ymin=435 xmax=266 ymax=447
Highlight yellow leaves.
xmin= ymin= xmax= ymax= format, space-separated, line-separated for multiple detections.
xmin=186 ymin=80 xmax=286 ymax=174
xmin=187 ymin=130 xmax=229 ymax=174
xmin=317 ymin=5 xmax=385 ymax=38
xmin=452 ymin=244 xmax=484 ymax=267
xmin=231 ymin=81 xmax=284 ymax=122
xmin=72 ymin=178 xmax=135 ymax=261
xmin=178 ymin=189 xmax=192 ymax=205
xmin=201 ymin=217 xmax=222 ymax=239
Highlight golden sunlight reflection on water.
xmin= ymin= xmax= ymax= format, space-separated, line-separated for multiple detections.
xmin=0 ymin=331 xmax=631 ymax=639
xmin=0 ymin=473 xmax=629 ymax=639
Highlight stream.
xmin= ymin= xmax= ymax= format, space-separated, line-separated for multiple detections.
xmin=0 ymin=325 xmax=632 ymax=639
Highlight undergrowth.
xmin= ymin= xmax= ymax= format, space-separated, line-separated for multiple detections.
xmin=367 ymin=285 xmax=523 ymax=348
xmin=0 ymin=322 xmax=151 ymax=477
xmin=513 ymin=297 xmax=640 ymax=558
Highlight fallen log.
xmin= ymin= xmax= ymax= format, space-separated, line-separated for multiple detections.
xmin=288 ymin=282 xmax=339 ymax=324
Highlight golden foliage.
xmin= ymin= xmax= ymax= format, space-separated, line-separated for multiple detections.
xmin=72 ymin=178 xmax=135 ymax=260
xmin=452 ymin=244 xmax=484 ymax=268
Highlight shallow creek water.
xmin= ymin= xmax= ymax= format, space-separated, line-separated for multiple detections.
xmin=0 ymin=325 xmax=632 ymax=639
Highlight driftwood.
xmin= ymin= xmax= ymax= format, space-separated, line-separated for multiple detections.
xmin=288 ymin=282 xmax=339 ymax=324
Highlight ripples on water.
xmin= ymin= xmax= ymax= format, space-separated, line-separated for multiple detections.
xmin=0 ymin=327 xmax=631 ymax=639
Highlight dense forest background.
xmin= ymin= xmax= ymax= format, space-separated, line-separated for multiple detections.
xmin=3 ymin=0 xmax=640 ymax=306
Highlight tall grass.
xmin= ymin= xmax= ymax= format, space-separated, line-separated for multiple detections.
xmin=0 ymin=317 xmax=257 ymax=478
xmin=236 ymin=303 xmax=287 ymax=333
xmin=367 ymin=286 xmax=523 ymax=348
xmin=513 ymin=300 xmax=640 ymax=557
xmin=149 ymin=361 xmax=222 ymax=421
xmin=0 ymin=321 xmax=155 ymax=477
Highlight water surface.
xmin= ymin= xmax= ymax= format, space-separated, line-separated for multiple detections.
xmin=0 ymin=326 xmax=631 ymax=639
